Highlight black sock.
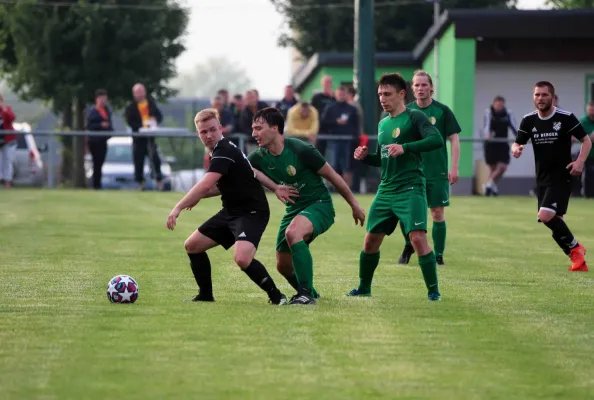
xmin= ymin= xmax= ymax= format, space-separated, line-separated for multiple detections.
xmin=243 ymin=259 xmax=281 ymax=302
xmin=552 ymin=234 xmax=570 ymax=255
xmin=187 ymin=252 xmax=213 ymax=298
xmin=284 ymin=273 xmax=299 ymax=291
xmin=544 ymin=217 xmax=578 ymax=250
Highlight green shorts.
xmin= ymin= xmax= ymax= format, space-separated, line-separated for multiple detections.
xmin=426 ymin=180 xmax=450 ymax=209
xmin=367 ymin=189 xmax=428 ymax=236
xmin=276 ymin=200 xmax=335 ymax=252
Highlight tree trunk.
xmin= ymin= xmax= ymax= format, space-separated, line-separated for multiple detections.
xmin=72 ymin=98 xmax=87 ymax=188
xmin=60 ymin=102 xmax=73 ymax=185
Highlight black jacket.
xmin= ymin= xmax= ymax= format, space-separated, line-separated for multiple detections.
xmin=86 ymin=105 xmax=114 ymax=142
xmin=124 ymin=98 xmax=163 ymax=133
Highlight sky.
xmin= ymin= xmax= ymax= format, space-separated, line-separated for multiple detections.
xmin=175 ymin=0 xmax=548 ymax=99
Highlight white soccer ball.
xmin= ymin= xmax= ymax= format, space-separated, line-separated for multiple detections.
xmin=106 ymin=275 xmax=139 ymax=304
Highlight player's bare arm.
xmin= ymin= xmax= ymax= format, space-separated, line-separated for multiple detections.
xmin=567 ymin=134 xmax=592 ymax=175
xmin=317 ymin=163 xmax=365 ymax=226
xmin=448 ymin=133 xmax=460 ymax=184
xmin=166 ymin=172 xmax=222 ymax=230
xmin=253 ymin=168 xmax=299 ymax=204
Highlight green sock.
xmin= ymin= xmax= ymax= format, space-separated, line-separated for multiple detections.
xmin=418 ymin=252 xmax=439 ymax=294
xmin=290 ymin=241 xmax=314 ymax=291
xmin=432 ymin=221 xmax=446 ymax=257
xmin=400 ymin=223 xmax=411 ymax=246
xmin=358 ymin=251 xmax=380 ymax=293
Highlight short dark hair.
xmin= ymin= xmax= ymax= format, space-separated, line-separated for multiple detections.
xmin=534 ymin=81 xmax=555 ymax=96
xmin=95 ymin=88 xmax=107 ymax=98
xmin=346 ymin=85 xmax=357 ymax=97
xmin=253 ymin=107 xmax=284 ymax=135
xmin=587 ymin=100 xmax=594 ymax=107
xmin=493 ymin=95 xmax=505 ymax=103
xmin=233 ymin=94 xmax=242 ymax=101
xmin=217 ymin=89 xmax=228 ymax=95
xmin=378 ymin=73 xmax=407 ymax=92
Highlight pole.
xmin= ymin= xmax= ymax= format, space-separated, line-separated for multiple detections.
xmin=354 ymin=0 xmax=376 ymax=140
xmin=433 ymin=0 xmax=440 ymax=99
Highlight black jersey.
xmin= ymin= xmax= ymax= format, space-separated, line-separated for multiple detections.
xmin=516 ymin=107 xmax=587 ymax=186
xmin=207 ymin=138 xmax=269 ymax=213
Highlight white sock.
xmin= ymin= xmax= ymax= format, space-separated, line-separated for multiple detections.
xmin=486 ymin=179 xmax=494 ymax=188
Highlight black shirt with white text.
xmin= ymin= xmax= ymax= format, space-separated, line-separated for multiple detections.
xmin=516 ymin=107 xmax=587 ymax=186
xmin=207 ymin=138 xmax=269 ymax=214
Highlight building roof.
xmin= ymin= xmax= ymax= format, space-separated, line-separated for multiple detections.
xmin=413 ymin=8 xmax=594 ymax=60
xmin=292 ymin=51 xmax=415 ymax=92
xmin=293 ymin=8 xmax=594 ymax=92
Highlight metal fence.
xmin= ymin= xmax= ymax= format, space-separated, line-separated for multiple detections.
xmin=0 ymin=128 xmax=520 ymax=191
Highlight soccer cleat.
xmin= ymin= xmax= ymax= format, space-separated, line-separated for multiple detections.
xmin=398 ymin=244 xmax=415 ymax=264
xmin=289 ymin=294 xmax=316 ymax=305
xmin=436 ymin=255 xmax=445 ymax=266
xmin=269 ymin=293 xmax=288 ymax=305
xmin=346 ymin=288 xmax=371 ymax=297
xmin=185 ymin=293 xmax=215 ymax=302
xmin=569 ymin=244 xmax=588 ymax=272
xmin=428 ymin=292 xmax=441 ymax=301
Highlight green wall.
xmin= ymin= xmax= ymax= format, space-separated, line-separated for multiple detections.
xmin=299 ymin=65 xmax=418 ymax=101
xmin=427 ymin=24 xmax=476 ymax=179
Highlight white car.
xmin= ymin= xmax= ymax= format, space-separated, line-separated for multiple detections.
xmin=85 ymin=136 xmax=174 ymax=191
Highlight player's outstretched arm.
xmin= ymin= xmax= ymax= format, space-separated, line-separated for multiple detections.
xmin=253 ymin=168 xmax=299 ymax=204
xmin=317 ymin=163 xmax=365 ymax=226
xmin=166 ymin=172 xmax=222 ymax=230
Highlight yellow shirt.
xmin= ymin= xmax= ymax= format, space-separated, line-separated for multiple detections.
xmin=285 ymin=104 xmax=319 ymax=137
xmin=137 ymin=100 xmax=151 ymax=127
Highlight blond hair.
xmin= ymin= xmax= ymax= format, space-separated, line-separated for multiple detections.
xmin=194 ymin=108 xmax=220 ymax=127
xmin=413 ymin=69 xmax=434 ymax=94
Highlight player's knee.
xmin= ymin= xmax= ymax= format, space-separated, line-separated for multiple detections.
xmin=409 ymin=231 xmax=427 ymax=249
xmin=284 ymin=225 xmax=303 ymax=246
xmin=538 ymin=209 xmax=555 ymax=223
xmin=430 ymin=207 xmax=444 ymax=222
xmin=363 ymin=234 xmax=382 ymax=253
xmin=184 ymin=237 xmax=200 ymax=253
xmin=234 ymin=253 xmax=253 ymax=269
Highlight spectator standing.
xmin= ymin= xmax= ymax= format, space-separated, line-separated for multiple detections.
xmin=482 ymin=96 xmax=518 ymax=196
xmin=322 ymin=84 xmax=359 ymax=188
xmin=346 ymin=85 xmax=366 ymax=193
xmin=239 ymin=89 xmax=268 ymax=153
xmin=580 ymin=101 xmax=594 ymax=197
xmin=85 ymin=89 xmax=114 ymax=190
xmin=211 ymin=95 xmax=234 ymax=136
xmin=230 ymin=93 xmax=245 ymax=132
xmin=124 ymin=83 xmax=164 ymax=191
xmin=311 ymin=75 xmax=336 ymax=155
xmin=0 ymin=92 xmax=17 ymax=188
xmin=274 ymin=85 xmax=298 ymax=118
xmin=285 ymin=102 xmax=319 ymax=144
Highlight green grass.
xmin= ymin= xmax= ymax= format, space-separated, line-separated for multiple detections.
xmin=1 ymin=190 xmax=594 ymax=400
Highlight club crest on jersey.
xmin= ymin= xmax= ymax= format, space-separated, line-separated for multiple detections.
xmin=392 ymin=128 xmax=400 ymax=138
xmin=553 ymin=121 xmax=561 ymax=131
xmin=286 ymin=165 xmax=297 ymax=176
xmin=430 ymin=116 xmax=436 ymax=125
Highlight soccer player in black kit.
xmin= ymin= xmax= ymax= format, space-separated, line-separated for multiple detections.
xmin=512 ymin=81 xmax=592 ymax=272
xmin=166 ymin=108 xmax=292 ymax=304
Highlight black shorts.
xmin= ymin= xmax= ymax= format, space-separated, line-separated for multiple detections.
xmin=484 ymin=142 xmax=510 ymax=166
xmin=198 ymin=209 xmax=270 ymax=250
xmin=536 ymin=183 xmax=571 ymax=217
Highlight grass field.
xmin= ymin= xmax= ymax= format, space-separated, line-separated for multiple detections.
xmin=1 ymin=189 xmax=594 ymax=399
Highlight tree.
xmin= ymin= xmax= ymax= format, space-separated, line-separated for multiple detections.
xmin=271 ymin=0 xmax=517 ymax=60
xmin=170 ymin=57 xmax=253 ymax=98
xmin=546 ymin=0 xmax=594 ymax=7
xmin=0 ymin=0 xmax=188 ymax=187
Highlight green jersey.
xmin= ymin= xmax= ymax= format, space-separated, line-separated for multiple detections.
xmin=363 ymin=108 xmax=443 ymax=194
xmin=579 ymin=115 xmax=594 ymax=160
xmin=407 ymin=99 xmax=461 ymax=181
xmin=248 ymin=138 xmax=332 ymax=214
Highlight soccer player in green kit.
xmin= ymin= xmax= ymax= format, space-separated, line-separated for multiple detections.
xmin=348 ymin=73 xmax=444 ymax=301
xmin=249 ymin=107 xmax=366 ymax=305
xmin=398 ymin=70 xmax=461 ymax=266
